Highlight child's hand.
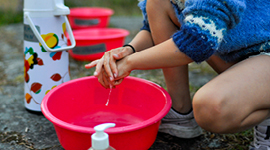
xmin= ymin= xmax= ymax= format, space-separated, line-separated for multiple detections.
xmin=85 ymin=46 xmax=134 ymax=86
xmin=97 ymin=68 xmax=114 ymax=89
xmin=113 ymin=56 xmax=132 ymax=83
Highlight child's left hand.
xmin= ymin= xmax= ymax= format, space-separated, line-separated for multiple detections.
xmin=113 ymin=56 xmax=132 ymax=82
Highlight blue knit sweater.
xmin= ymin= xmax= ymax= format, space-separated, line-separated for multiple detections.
xmin=138 ymin=0 xmax=270 ymax=63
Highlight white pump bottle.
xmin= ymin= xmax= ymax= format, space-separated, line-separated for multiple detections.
xmin=89 ymin=123 xmax=116 ymax=150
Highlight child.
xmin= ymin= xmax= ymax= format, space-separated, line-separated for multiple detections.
xmin=85 ymin=0 xmax=270 ymax=149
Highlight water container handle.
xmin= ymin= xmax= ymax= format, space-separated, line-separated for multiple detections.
xmin=24 ymin=12 xmax=76 ymax=52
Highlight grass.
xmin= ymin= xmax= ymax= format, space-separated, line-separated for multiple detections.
xmin=64 ymin=0 xmax=141 ymax=16
xmin=0 ymin=9 xmax=23 ymax=26
xmin=0 ymin=0 xmax=141 ymax=26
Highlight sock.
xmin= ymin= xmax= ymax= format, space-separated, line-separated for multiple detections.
xmin=165 ymin=107 xmax=193 ymax=119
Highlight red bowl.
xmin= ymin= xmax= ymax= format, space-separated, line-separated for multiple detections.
xmin=68 ymin=7 xmax=114 ymax=29
xmin=41 ymin=76 xmax=172 ymax=150
xmin=67 ymin=28 xmax=129 ymax=61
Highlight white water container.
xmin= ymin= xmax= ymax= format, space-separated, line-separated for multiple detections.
xmin=23 ymin=0 xmax=76 ymax=112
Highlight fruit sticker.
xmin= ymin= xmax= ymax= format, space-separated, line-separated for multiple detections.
xmin=24 ymin=47 xmax=44 ymax=83
xmin=25 ymin=93 xmax=32 ymax=104
xmin=50 ymin=73 xmax=62 ymax=82
xmin=39 ymin=33 xmax=64 ymax=61
xmin=25 ymin=82 xmax=43 ymax=104
xmin=45 ymin=85 xmax=57 ymax=95
xmin=50 ymin=72 xmax=69 ymax=83
xmin=40 ymin=33 xmax=59 ymax=52
xmin=30 ymin=82 xmax=42 ymax=94
xmin=25 ymin=92 xmax=40 ymax=104
xmin=62 ymin=22 xmax=67 ymax=39
xmin=50 ymin=51 xmax=62 ymax=60
xmin=24 ymin=47 xmax=44 ymax=69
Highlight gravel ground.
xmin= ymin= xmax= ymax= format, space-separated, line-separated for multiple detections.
xmin=0 ymin=16 xmax=251 ymax=150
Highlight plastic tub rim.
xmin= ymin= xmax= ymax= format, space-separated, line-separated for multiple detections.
xmin=69 ymin=7 xmax=114 ymax=17
xmin=68 ymin=28 xmax=130 ymax=41
xmin=41 ymin=76 xmax=172 ymax=134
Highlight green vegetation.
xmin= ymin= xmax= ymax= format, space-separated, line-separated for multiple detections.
xmin=65 ymin=0 xmax=141 ymax=16
xmin=0 ymin=0 xmax=141 ymax=26
xmin=0 ymin=9 xmax=23 ymax=26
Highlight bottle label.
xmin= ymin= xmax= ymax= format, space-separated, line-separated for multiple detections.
xmin=24 ymin=24 xmax=40 ymax=42
xmin=74 ymin=18 xmax=100 ymax=26
xmin=72 ymin=43 xmax=106 ymax=55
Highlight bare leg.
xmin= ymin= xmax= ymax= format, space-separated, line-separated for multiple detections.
xmin=194 ymin=55 xmax=270 ymax=133
xmin=206 ymin=55 xmax=236 ymax=74
xmin=147 ymin=0 xmax=191 ymax=113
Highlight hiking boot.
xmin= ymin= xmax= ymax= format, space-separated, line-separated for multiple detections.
xmin=159 ymin=108 xmax=202 ymax=138
xmin=250 ymin=118 xmax=270 ymax=150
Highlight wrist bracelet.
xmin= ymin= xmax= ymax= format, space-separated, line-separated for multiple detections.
xmin=123 ymin=44 xmax=136 ymax=53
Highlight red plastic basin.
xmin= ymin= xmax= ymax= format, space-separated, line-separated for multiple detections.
xmin=68 ymin=7 xmax=114 ymax=29
xmin=41 ymin=76 xmax=171 ymax=150
xmin=68 ymin=28 xmax=129 ymax=61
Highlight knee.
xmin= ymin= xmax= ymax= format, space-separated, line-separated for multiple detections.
xmin=192 ymin=88 xmax=235 ymax=133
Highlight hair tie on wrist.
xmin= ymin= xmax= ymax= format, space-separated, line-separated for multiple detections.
xmin=123 ymin=44 xmax=136 ymax=53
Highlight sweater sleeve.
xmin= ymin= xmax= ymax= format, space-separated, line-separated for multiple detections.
xmin=173 ymin=0 xmax=246 ymax=63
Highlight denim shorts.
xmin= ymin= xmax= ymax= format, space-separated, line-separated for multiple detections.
xmin=249 ymin=52 xmax=270 ymax=58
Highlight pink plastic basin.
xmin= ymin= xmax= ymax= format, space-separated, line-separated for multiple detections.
xmin=41 ymin=76 xmax=171 ymax=150
xmin=68 ymin=28 xmax=129 ymax=61
xmin=68 ymin=7 xmax=114 ymax=29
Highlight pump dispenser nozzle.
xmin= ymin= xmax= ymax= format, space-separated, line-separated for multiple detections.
xmin=90 ymin=123 xmax=116 ymax=150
